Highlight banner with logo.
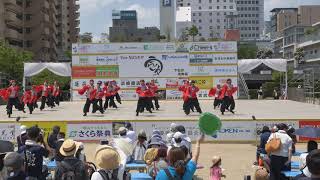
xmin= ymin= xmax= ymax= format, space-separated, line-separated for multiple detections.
xmin=119 ymin=78 xmax=167 ymax=89
xmin=71 ymin=79 xmax=120 ymax=90
xmin=0 ymin=123 xmax=17 ymax=141
xmin=299 ymin=120 xmax=320 ymax=141
xmin=166 ymin=90 xmax=183 ymax=100
xmin=119 ymin=54 xmax=190 ymax=78
xmin=189 ymin=54 xmax=237 ymax=65
xmin=190 ymin=65 xmax=237 ymax=76
xmin=72 ymin=66 xmax=96 ymax=78
xmin=72 ymin=55 xmax=119 ymax=66
xmin=189 ymin=77 xmax=213 ymax=89
xmin=118 ymin=90 xmax=139 ymax=100
xmin=67 ymin=122 xmax=112 ymax=141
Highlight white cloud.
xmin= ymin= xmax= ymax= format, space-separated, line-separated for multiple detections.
xmin=79 ymin=0 xmax=125 ymax=15
xmin=126 ymin=4 xmax=160 ymax=28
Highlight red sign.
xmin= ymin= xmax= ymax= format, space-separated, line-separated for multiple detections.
xmin=72 ymin=66 xmax=96 ymax=78
xmin=299 ymin=120 xmax=320 ymax=141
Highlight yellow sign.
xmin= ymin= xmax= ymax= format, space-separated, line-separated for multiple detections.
xmin=189 ymin=76 xmax=213 ymax=89
xmin=21 ymin=121 xmax=67 ymax=142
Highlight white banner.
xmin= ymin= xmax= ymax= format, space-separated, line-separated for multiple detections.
xmin=119 ymin=90 xmax=139 ymax=100
xmin=166 ymin=90 xmax=183 ymax=100
xmin=197 ymin=89 xmax=211 ymax=99
xmin=191 ymin=65 xmax=237 ymax=76
xmin=72 ymin=55 xmax=118 ymax=66
xmin=189 ymin=42 xmax=237 ymax=53
xmin=213 ymin=77 xmax=238 ymax=86
xmin=255 ymin=121 xmax=299 ymax=135
xmin=0 ymin=123 xmax=18 ymax=141
xmin=71 ymin=79 xmax=120 ymax=90
xmin=189 ymin=53 xmax=238 ymax=65
xmin=120 ymin=78 xmax=166 ymax=89
xmin=67 ymin=122 xmax=113 ymax=141
xmin=119 ymin=54 xmax=190 ymax=78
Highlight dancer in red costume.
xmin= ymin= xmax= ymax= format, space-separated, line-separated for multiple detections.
xmin=21 ymin=88 xmax=34 ymax=114
xmin=178 ymin=80 xmax=194 ymax=113
xmin=220 ymin=79 xmax=238 ymax=115
xmin=92 ymin=81 xmax=104 ymax=114
xmin=52 ymin=81 xmax=60 ymax=106
xmin=209 ymin=84 xmax=223 ymax=109
xmin=103 ymin=81 xmax=118 ymax=109
xmin=182 ymin=80 xmax=202 ymax=115
xmin=149 ymin=79 xmax=160 ymax=110
xmin=78 ymin=79 xmax=97 ymax=116
xmin=136 ymin=80 xmax=152 ymax=116
xmin=112 ymin=80 xmax=122 ymax=105
xmin=39 ymin=81 xmax=53 ymax=111
xmin=31 ymin=85 xmax=41 ymax=109
xmin=0 ymin=80 xmax=25 ymax=117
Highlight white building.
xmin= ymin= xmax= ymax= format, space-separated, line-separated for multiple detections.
xmin=176 ymin=0 xmax=237 ymax=40
xmin=160 ymin=0 xmax=177 ymax=41
xmin=176 ymin=7 xmax=192 ymax=40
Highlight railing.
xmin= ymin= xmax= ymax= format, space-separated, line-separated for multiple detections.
xmin=238 ymin=73 xmax=250 ymax=99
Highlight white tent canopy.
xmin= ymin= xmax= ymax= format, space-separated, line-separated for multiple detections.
xmin=238 ymin=58 xmax=287 ymax=73
xmin=23 ymin=63 xmax=71 ymax=88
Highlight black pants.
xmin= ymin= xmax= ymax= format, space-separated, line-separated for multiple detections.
xmin=213 ymin=98 xmax=222 ymax=109
xmin=22 ymin=103 xmax=33 ymax=114
xmin=270 ymin=155 xmax=290 ymax=180
xmin=220 ymin=96 xmax=235 ymax=113
xmin=83 ymin=98 xmax=94 ymax=113
xmin=46 ymin=95 xmax=55 ymax=108
xmin=184 ymin=98 xmax=202 ymax=115
xmin=115 ymin=93 xmax=122 ymax=104
xmin=92 ymin=99 xmax=104 ymax=114
xmin=104 ymin=96 xmax=117 ymax=109
xmin=136 ymin=97 xmax=152 ymax=114
xmin=33 ymin=101 xmax=38 ymax=109
xmin=6 ymin=97 xmax=23 ymax=115
xmin=152 ymin=96 xmax=160 ymax=109
xmin=53 ymin=95 xmax=60 ymax=106
xmin=40 ymin=96 xmax=47 ymax=110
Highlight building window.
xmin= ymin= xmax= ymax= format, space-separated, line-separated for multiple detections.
xmin=199 ymin=0 xmax=201 ymax=3
xmin=209 ymin=26 xmax=213 ymax=29
xmin=244 ymin=1 xmax=247 ymax=4
xmin=248 ymin=20 xmax=251 ymax=24
xmin=256 ymin=7 xmax=259 ymax=10
xmin=209 ymin=6 xmax=212 ymax=9
xmin=256 ymin=20 xmax=259 ymax=24
xmin=193 ymin=20 xmax=196 ymax=23
xmin=224 ymin=0 xmax=226 ymax=2
xmin=25 ymin=14 xmax=32 ymax=21
xmin=256 ymin=1 xmax=259 ymax=4
xmin=209 ymin=12 xmax=212 ymax=16
xmin=199 ymin=12 xmax=202 ymax=16
xmin=240 ymin=7 xmax=243 ymax=11
xmin=248 ymin=7 xmax=251 ymax=11
xmin=187 ymin=3 xmax=190 ymax=5
xmin=25 ymin=41 xmax=32 ymax=47
xmin=217 ymin=6 xmax=220 ymax=9
xmin=25 ymin=27 xmax=31 ymax=34
xmin=256 ymin=33 xmax=259 ymax=37
xmin=256 ymin=27 xmax=259 ymax=30
xmin=210 ymin=19 xmax=213 ymax=23
xmin=256 ymin=14 xmax=259 ymax=17
xmin=199 ymin=26 xmax=202 ymax=30
xmin=223 ymin=6 xmax=226 ymax=9
xmin=209 ymin=0 xmax=212 ymax=3
xmin=217 ymin=12 xmax=220 ymax=16
xmin=249 ymin=34 xmax=252 ymax=37
xmin=199 ymin=19 xmax=202 ymax=23
xmin=26 ymin=0 xmax=32 ymax=8
xmin=193 ymin=13 xmax=196 ymax=16
xmin=244 ymin=7 xmax=247 ymax=11
xmin=230 ymin=6 xmax=233 ymax=9
xmin=224 ymin=12 xmax=227 ymax=15
xmin=245 ymin=14 xmax=247 ymax=17
xmin=230 ymin=0 xmax=233 ymax=2
xmin=224 ymin=19 xmax=226 ymax=22
xmin=248 ymin=1 xmax=251 ymax=4
xmin=248 ymin=27 xmax=251 ymax=30
xmin=199 ymin=6 xmax=202 ymax=10
xmin=217 ymin=25 xmax=220 ymax=29
xmin=199 ymin=33 xmax=202 ymax=36
xmin=248 ymin=14 xmax=251 ymax=17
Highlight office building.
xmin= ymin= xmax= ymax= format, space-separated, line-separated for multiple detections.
xmin=109 ymin=10 xmax=160 ymax=42
xmin=0 ymin=0 xmax=80 ymax=62
xmin=160 ymin=0 xmax=176 ymax=41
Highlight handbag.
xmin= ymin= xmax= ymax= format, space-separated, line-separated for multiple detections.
xmin=265 ymin=133 xmax=281 ymax=154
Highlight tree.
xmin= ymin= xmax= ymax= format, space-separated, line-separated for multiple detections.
xmin=199 ymin=37 xmax=206 ymax=42
xmin=65 ymin=50 xmax=72 ymax=59
xmin=80 ymin=32 xmax=93 ymax=43
xmin=256 ymin=49 xmax=273 ymax=59
xmin=188 ymin=25 xmax=199 ymax=42
xmin=31 ymin=69 xmax=71 ymax=91
xmin=294 ymin=47 xmax=305 ymax=64
xmin=238 ymin=43 xmax=258 ymax=59
xmin=0 ymin=41 xmax=33 ymax=84
xmin=178 ymin=28 xmax=189 ymax=42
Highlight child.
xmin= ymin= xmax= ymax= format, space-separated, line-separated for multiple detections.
xmin=210 ymin=156 xmax=225 ymax=180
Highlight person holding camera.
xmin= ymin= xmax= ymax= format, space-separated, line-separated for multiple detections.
xmin=18 ymin=126 xmax=51 ymax=180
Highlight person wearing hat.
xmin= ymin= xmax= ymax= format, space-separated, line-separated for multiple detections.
xmin=125 ymin=122 xmax=136 ymax=144
xmin=78 ymin=79 xmax=97 ymax=116
xmin=133 ymin=130 xmax=148 ymax=161
xmin=182 ymin=80 xmax=202 ymax=115
xmin=91 ymin=145 xmax=123 ymax=180
xmin=219 ymin=79 xmax=237 ymax=115
xmin=168 ymin=131 xmax=192 ymax=159
xmin=256 ymin=126 xmax=271 ymax=165
xmin=209 ymin=156 xmax=225 ymax=180
xmin=92 ymin=81 xmax=104 ymax=114
xmin=17 ymin=125 xmax=28 ymax=149
xmin=0 ymin=80 xmax=25 ymax=118
xmin=3 ymin=152 xmax=26 ymax=180
xmin=55 ymin=139 xmax=88 ymax=180
xmin=166 ymin=123 xmax=178 ymax=144
xmin=18 ymin=126 xmax=51 ymax=179
xmin=136 ymin=79 xmax=153 ymax=116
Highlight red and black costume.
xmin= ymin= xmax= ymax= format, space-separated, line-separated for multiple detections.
xmin=182 ymin=81 xmax=202 ymax=115
xmin=39 ymin=82 xmax=53 ymax=110
xmin=103 ymin=81 xmax=118 ymax=109
xmin=32 ymin=85 xmax=41 ymax=109
xmin=136 ymin=80 xmax=152 ymax=116
xmin=149 ymin=81 xmax=160 ymax=110
xmin=0 ymin=81 xmax=24 ymax=117
xmin=78 ymin=80 xmax=97 ymax=116
xmin=178 ymin=80 xmax=195 ymax=113
xmin=21 ymin=89 xmax=33 ymax=114
xmin=92 ymin=81 xmax=104 ymax=114
xmin=220 ymin=81 xmax=238 ymax=115
xmin=52 ymin=82 xmax=60 ymax=106
xmin=209 ymin=85 xmax=223 ymax=109
xmin=112 ymin=81 xmax=122 ymax=105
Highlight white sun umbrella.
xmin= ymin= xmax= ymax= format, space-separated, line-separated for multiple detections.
xmin=113 ymin=138 xmax=134 ymax=157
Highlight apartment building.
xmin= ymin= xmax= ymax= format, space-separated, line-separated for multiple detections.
xmin=0 ymin=0 xmax=79 ymax=62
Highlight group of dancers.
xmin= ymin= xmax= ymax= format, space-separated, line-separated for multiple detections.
xmin=1 ymin=78 xmax=238 ymax=118
xmin=0 ymin=80 xmax=60 ymax=118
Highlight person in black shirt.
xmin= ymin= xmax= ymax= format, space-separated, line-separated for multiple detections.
xmin=47 ymin=126 xmax=60 ymax=149
xmin=54 ymin=132 xmax=65 ymax=162
xmin=3 ymin=152 xmax=26 ymax=180
xmin=18 ymin=126 xmax=51 ymax=180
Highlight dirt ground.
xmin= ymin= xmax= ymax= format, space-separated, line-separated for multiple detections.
xmin=83 ymin=143 xmax=306 ymax=179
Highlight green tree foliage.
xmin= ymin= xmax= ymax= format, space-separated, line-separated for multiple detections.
xmin=238 ymin=44 xmax=258 ymax=59
xmin=188 ymin=25 xmax=199 ymax=42
xmin=256 ymin=49 xmax=273 ymax=59
xmin=294 ymin=47 xmax=305 ymax=64
xmin=31 ymin=69 xmax=70 ymax=91
xmin=65 ymin=50 xmax=72 ymax=59
xmin=0 ymin=41 xmax=33 ymax=84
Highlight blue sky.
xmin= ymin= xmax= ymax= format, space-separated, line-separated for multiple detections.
xmin=79 ymin=0 xmax=320 ymax=41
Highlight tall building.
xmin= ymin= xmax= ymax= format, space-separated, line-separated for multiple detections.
xmin=236 ymin=0 xmax=264 ymax=40
xmin=109 ymin=10 xmax=160 ymax=42
xmin=0 ymin=0 xmax=79 ymax=62
xmin=160 ymin=0 xmax=176 ymax=41
xmin=270 ymin=8 xmax=298 ymax=39
xmin=175 ymin=0 xmax=237 ymax=40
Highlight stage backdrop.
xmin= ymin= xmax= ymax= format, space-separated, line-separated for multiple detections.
xmin=71 ymin=42 xmax=238 ymax=100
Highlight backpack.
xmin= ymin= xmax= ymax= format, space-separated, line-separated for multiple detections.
xmin=163 ymin=168 xmax=182 ymax=180
xmin=60 ymin=161 xmax=81 ymax=180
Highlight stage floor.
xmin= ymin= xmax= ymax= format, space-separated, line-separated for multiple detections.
xmin=0 ymin=100 xmax=319 ymax=122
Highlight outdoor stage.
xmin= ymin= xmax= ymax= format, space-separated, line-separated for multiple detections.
xmin=0 ymin=100 xmax=319 ymax=142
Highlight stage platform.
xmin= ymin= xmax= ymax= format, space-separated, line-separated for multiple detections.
xmin=0 ymin=100 xmax=319 ymax=122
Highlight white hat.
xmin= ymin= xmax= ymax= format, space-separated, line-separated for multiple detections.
xmin=173 ymin=132 xmax=183 ymax=139
xmin=20 ymin=125 xmax=27 ymax=134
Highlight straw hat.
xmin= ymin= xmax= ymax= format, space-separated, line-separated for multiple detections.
xmin=255 ymin=167 xmax=269 ymax=180
xmin=118 ymin=127 xmax=127 ymax=135
xmin=144 ymin=148 xmax=158 ymax=165
xmin=59 ymin=139 xmax=81 ymax=157
xmin=212 ymin=156 xmax=221 ymax=166
xmin=95 ymin=145 xmax=120 ymax=170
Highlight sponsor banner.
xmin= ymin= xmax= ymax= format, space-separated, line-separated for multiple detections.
xmin=299 ymin=121 xmax=320 ymax=141
xmin=119 ymin=54 xmax=190 ymax=78
xmin=165 ymin=78 xmax=188 ymax=89
xmin=67 ymin=122 xmax=112 ymax=141
xmin=72 ymin=90 xmax=87 ymax=100
xmin=166 ymin=90 xmax=183 ymax=100
xmin=189 ymin=54 xmax=237 ymax=65
xmin=120 ymin=78 xmax=167 ymax=89
xmin=189 ymin=77 xmax=213 ymax=89
xmin=213 ymin=77 xmax=238 ymax=86
xmin=96 ymin=65 xmax=119 ymax=78
xmin=72 ymin=66 xmax=96 ymax=78
xmin=119 ymin=90 xmax=139 ymax=100
xmin=190 ymin=65 xmax=237 ymax=76
xmin=189 ymin=42 xmax=237 ymax=53
xmin=197 ymin=89 xmax=210 ymax=99
xmin=71 ymin=79 xmax=120 ymax=90
xmin=21 ymin=121 xmax=67 ymax=142
xmin=0 ymin=123 xmax=18 ymax=141
xmin=72 ymin=55 xmax=119 ymax=66
xmin=255 ymin=121 xmax=299 ymax=135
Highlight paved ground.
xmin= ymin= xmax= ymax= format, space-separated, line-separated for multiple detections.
xmin=83 ymin=142 xmax=306 ymax=179
xmin=0 ymin=100 xmax=319 ymax=122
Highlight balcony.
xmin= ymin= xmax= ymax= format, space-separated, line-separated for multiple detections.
xmin=75 ymin=27 xmax=80 ymax=34
xmin=75 ymin=20 xmax=80 ymax=27
xmin=4 ymin=0 xmax=16 ymax=5
xmin=44 ymin=0 xmax=49 ymax=9
xmin=44 ymin=14 xmax=50 ymax=22
xmin=44 ymin=28 xmax=50 ymax=35
xmin=75 ymin=4 xmax=80 ymax=11
xmin=4 ymin=0 xmax=22 ymax=12
xmin=43 ymin=40 xmax=50 ymax=48
xmin=75 ymin=12 xmax=80 ymax=19
xmin=5 ymin=29 xmax=22 ymax=40
xmin=298 ymin=31 xmax=320 ymax=48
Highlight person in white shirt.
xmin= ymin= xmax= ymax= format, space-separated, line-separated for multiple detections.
xmin=267 ymin=123 xmax=293 ymax=180
xmin=133 ymin=130 xmax=147 ymax=161
xmin=299 ymin=141 xmax=318 ymax=178
xmin=118 ymin=127 xmax=132 ymax=144
xmin=125 ymin=122 xmax=136 ymax=144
